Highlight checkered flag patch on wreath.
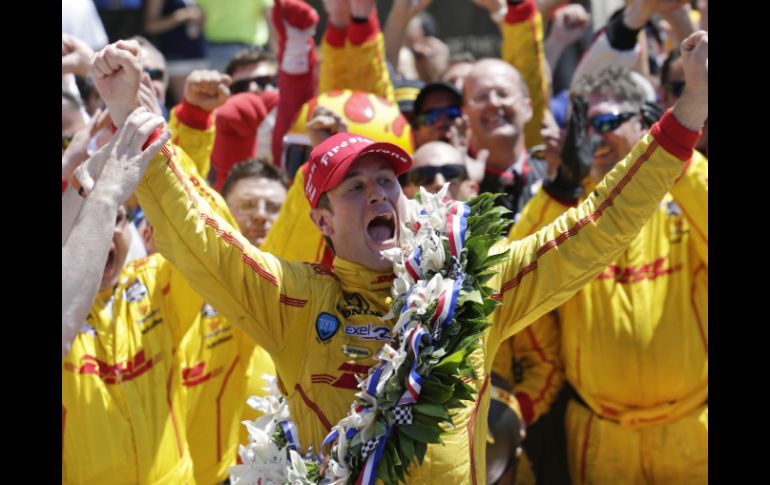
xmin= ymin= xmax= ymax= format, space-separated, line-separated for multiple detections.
xmin=361 ymin=437 xmax=380 ymax=460
xmin=393 ymin=405 xmax=413 ymax=425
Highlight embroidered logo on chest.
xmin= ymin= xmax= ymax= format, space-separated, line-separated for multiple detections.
xmin=316 ymin=312 xmax=340 ymax=342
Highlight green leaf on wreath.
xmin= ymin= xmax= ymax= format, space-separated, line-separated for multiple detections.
xmin=413 ymin=402 xmax=451 ymax=419
xmin=433 ymin=349 xmax=465 ymax=374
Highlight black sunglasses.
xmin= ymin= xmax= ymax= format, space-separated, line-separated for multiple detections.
xmin=664 ymin=80 xmax=685 ymax=98
xmin=400 ymin=164 xmax=468 ymax=187
xmin=589 ymin=112 xmax=637 ymax=134
xmin=144 ymin=67 xmax=165 ymax=81
xmin=230 ymin=75 xmax=278 ymax=94
xmin=416 ymin=106 xmax=461 ymax=127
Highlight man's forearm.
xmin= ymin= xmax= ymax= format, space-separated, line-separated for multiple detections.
xmin=62 ymin=185 xmax=87 ymax=245
xmin=671 ymin=89 xmax=707 ymax=131
xmin=383 ymin=4 xmax=410 ymax=72
xmin=61 ymin=187 xmax=121 ymax=356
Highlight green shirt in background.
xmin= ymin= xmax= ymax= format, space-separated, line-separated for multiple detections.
xmin=196 ymin=0 xmax=274 ymax=46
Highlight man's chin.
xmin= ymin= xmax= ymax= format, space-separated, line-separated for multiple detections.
xmin=368 ymin=240 xmax=397 ymax=255
xmin=484 ymin=125 xmax=517 ymax=142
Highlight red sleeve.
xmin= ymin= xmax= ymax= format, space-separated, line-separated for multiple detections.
xmin=174 ymin=98 xmax=213 ymax=130
xmin=505 ymin=0 xmax=537 ymax=24
xmin=650 ymin=109 xmax=702 ymax=162
xmin=348 ymin=9 xmax=379 ymax=45
xmin=211 ymin=92 xmax=276 ymax=191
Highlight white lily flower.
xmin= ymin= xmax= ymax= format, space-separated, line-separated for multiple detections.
xmin=230 ymin=437 xmax=291 ymax=484
xmin=420 ymin=232 xmax=446 ymax=274
xmin=419 ymin=185 xmax=450 ymax=230
xmin=402 ymin=199 xmax=422 ymax=227
xmin=380 ymin=247 xmax=404 ymax=264
xmin=399 ymin=222 xmax=418 ymax=251
xmin=287 ymin=450 xmax=315 ymax=484
xmin=392 ymin=274 xmax=412 ymax=299
xmin=405 ymin=274 xmax=443 ymax=316
xmin=324 ymin=459 xmax=351 ymax=485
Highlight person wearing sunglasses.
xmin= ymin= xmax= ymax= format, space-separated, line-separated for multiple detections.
xmin=412 ymin=82 xmax=463 ymax=147
xmin=225 ymin=48 xmax=278 ymax=95
xmin=399 ymin=141 xmax=478 ymax=202
xmin=506 ymin=61 xmax=709 ymax=484
xmin=583 ymin=68 xmax=662 ymax=184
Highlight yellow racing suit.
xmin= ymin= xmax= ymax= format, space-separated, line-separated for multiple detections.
xmin=134 ymin=110 xmax=700 ymax=484
xmin=169 ymin=100 xmax=217 ymax=182
xmin=319 ymin=9 xmax=395 ymax=104
xmin=171 ymin=260 xmax=275 ymax=484
xmin=492 ymin=310 xmax=563 ymax=427
xmin=154 ymin=118 xmax=277 ymax=484
xmin=508 ymin=150 xmax=708 ymax=484
xmin=62 ymin=256 xmax=195 ymax=485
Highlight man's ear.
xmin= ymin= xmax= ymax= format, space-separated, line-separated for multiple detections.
xmin=310 ymin=208 xmax=334 ymax=237
xmin=142 ymin=224 xmax=154 ymax=247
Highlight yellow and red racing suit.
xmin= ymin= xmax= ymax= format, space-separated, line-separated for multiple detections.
xmin=491 ymin=310 xmax=563 ymax=427
xmin=508 ymin=150 xmax=708 ymax=484
xmin=149 ymin=134 xmax=276 ymax=483
xmin=135 ymin=111 xmax=700 ymax=484
xmin=319 ymin=9 xmax=395 ymax=104
xmin=169 ymin=100 xmax=217 ymax=182
xmin=171 ymin=262 xmax=275 ymax=484
xmin=62 ymin=256 xmax=195 ymax=485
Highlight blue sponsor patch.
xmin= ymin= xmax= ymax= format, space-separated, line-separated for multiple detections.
xmin=316 ymin=312 xmax=340 ymax=342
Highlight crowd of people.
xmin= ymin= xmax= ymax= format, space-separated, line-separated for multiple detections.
xmin=62 ymin=0 xmax=708 ymax=483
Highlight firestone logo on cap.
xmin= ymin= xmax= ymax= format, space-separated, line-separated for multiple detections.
xmin=320 ymin=136 xmax=373 ymax=166
xmin=305 ymin=135 xmax=374 ymax=204
xmin=304 ymin=132 xmax=411 ymax=208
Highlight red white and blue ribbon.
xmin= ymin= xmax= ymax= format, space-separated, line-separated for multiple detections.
xmin=431 ymin=277 xmax=462 ymax=329
xmin=321 ymin=361 xmax=386 ymax=455
xmin=397 ymin=325 xmax=430 ymax=405
xmin=355 ymin=423 xmax=391 ymax=485
xmin=447 ymin=202 xmax=470 ymax=259
xmin=405 ymin=246 xmax=423 ymax=282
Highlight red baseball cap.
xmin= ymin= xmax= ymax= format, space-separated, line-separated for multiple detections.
xmin=303 ymin=132 xmax=412 ymax=208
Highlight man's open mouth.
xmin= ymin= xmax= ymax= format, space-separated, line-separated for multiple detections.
xmin=367 ymin=213 xmax=396 ymax=245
